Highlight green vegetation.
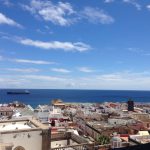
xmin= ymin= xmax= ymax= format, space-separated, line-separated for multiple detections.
xmin=97 ymin=135 xmax=110 ymax=145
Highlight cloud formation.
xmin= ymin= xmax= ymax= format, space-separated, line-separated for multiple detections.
xmin=81 ymin=7 xmax=114 ymax=24
xmin=0 ymin=13 xmax=22 ymax=27
xmin=13 ymin=58 xmax=55 ymax=65
xmin=104 ymin=0 xmax=115 ymax=3
xmin=0 ymin=55 xmax=3 ymax=61
xmin=51 ymin=68 xmax=71 ymax=73
xmin=22 ymin=0 xmax=76 ymax=26
xmin=23 ymin=75 xmax=66 ymax=81
xmin=6 ymin=68 xmax=40 ymax=73
xmin=123 ymin=0 xmax=141 ymax=10
xmin=19 ymin=38 xmax=91 ymax=52
xmin=22 ymin=0 xmax=114 ymax=26
xmin=147 ymin=5 xmax=150 ymax=10
xmin=78 ymin=67 xmax=94 ymax=73
xmin=104 ymin=0 xmax=141 ymax=10
xmin=1 ymin=71 xmax=150 ymax=89
xmin=0 ymin=0 xmax=13 ymax=7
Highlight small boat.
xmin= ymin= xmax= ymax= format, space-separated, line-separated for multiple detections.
xmin=7 ymin=90 xmax=30 ymax=94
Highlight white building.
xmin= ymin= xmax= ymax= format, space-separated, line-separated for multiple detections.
xmin=108 ymin=118 xmax=135 ymax=126
xmin=0 ymin=118 xmax=50 ymax=150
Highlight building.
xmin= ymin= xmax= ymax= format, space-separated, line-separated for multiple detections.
xmin=0 ymin=107 xmax=13 ymax=118
xmin=108 ymin=117 xmax=135 ymax=126
xmin=127 ymin=100 xmax=134 ymax=111
xmin=111 ymin=136 xmax=122 ymax=148
xmin=112 ymin=142 xmax=150 ymax=150
xmin=0 ymin=142 xmax=13 ymax=150
xmin=0 ymin=118 xmax=50 ymax=150
xmin=129 ymin=133 xmax=150 ymax=144
xmin=131 ymin=113 xmax=149 ymax=121
xmin=51 ymin=99 xmax=65 ymax=109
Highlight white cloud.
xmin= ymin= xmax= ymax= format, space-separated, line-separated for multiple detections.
xmin=143 ymin=53 xmax=150 ymax=56
xmin=95 ymin=71 xmax=150 ymax=82
xmin=0 ymin=55 xmax=56 ymax=65
xmin=0 ymin=0 xmax=13 ymax=7
xmin=51 ymin=68 xmax=71 ymax=73
xmin=23 ymin=75 xmax=66 ymax=81
xmin=127 ymin=47 xmax=150 ymax=56
xmin=1 ymin=71 xmax=150 ymax=89
xmin=78 ymin=67 xmax=94 ymax=73
xmin=0 ymin=74 xmax=69 ymax=88
xmin=13 ymin=59 xmax=55 ymax=65
xmin=19 ymin=38 xmax=91 ymax=52
xmin=128 ymin=47 xmax=143 ymax=53
xmin=81 ymin=7 xmax=114 ymax=24
xmin=104 ymin=0 xmax=115 ymax=3
xmin=123 ymin=0 xmax=141 ymax=10
xmin=22 ymin=0 xmax=76 ymax=26
xmin=6 ymin=68 xmax=40 ymax=73
xmin=96 ymin=73 xmax=123 ymax=81
xmin=0 ymin=13 xmax=22 ymax=27
xmin=78 ymin=71 xmax=150 ymax=90
xmin=36 ymin=28 xmax=53 ymax=35
xmin=146 ymin=5 xmax=150 ymax=10
xmin=0 ymin=77 xmax=29 ymax=88
xmin=0 ymin=55 xmax=3 ymax=61
xmin=22 ymin=0 xmax=114 ymax=26
xmin=104 ymin=0 xmax=142 ymax=10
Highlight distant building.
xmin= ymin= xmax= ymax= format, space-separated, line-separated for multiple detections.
xmin=127 ymin=100 xmax=134 ymax=111
xmin=108 ymin=117 xmax=135 ymax=126
xmin=0 ymin=107 xmax=13 ymax=118
xmin=129 ymin=133 xmax=150 ymax=145
xmin=111 ymin=136 xmax=122 ymax=148
xmin=112 ymin=142 xmax=150 ymax=150
xmin=51 ymin=99 xmax=65 ymax=109
xmin=0 ymin=118 xmax=50 ymax=150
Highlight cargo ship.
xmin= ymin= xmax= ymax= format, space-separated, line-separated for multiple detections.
xmin=7 ymin=90 xmax=30 ymax=94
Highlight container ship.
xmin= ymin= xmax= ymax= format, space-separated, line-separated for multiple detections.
xmin=7 ymin=90 xmax=30 ymax=94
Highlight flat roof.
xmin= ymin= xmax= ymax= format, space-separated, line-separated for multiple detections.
xmin=0 ymin=121 xmax=34 ymax=132
xmin=0 ymin=107 xmax=13 ymax=111
xmin=0 ymin=118 xmax=49 ymax=133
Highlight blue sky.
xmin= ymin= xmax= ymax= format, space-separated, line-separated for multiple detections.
xmin=0 ymin=0 xmax=150 ymax=90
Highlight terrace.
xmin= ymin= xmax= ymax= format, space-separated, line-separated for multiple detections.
xmin=51 ymin=131 xmax=96 ymax=149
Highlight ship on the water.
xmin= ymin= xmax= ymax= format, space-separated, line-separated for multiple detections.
xmin=7 ymin=90 xmax=30 ymax=94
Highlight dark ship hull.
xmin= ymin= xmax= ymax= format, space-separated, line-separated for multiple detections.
xmin=7 ymin=90 xmax=30 ymax=94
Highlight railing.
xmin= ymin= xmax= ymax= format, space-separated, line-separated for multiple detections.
xmin=51 ymin=132 xmax=71 ymax=141
xmin=51 ymin=132 xmax=89 ymax=144
xmin=50 ymin=143 xmax=95 ymax=150
xmin=51 ymin=143 xmax=111 ymax=150
xmin=71 ymin=133 xmax=88 ymax=144
xmin=95 ymin=144 xmax=111 ymax=150
xmin=51 ymin=132 xmax=112 ymax=150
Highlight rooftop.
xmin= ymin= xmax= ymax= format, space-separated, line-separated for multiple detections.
xmin=0 ymin=120 xmax=35 ymax=132
xmin=0 ymin=118 xmax=49 ymax=133
xmin=0 ymin=107 xmax=13 ymax=111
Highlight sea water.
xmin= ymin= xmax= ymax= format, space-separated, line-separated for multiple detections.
xmin=0 ymin=89 xmax=150 ymax=107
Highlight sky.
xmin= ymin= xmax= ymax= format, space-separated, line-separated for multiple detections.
xmin=0 ymin=0 xmax=150 ymax=90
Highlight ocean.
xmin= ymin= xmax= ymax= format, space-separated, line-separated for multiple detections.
xmin=1 ymin=89 xmax=150 ymax=108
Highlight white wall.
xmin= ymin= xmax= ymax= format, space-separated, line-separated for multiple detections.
xmin=51 ymin=140 xmax=77 ymax=148
xmin=1 ymin=130 xmax=42 ymax=150
xmin=108 ymin=118 xmax=134 ymax=125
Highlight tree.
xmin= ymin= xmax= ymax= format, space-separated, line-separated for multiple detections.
xmin=97 ymin=135 xmax=110 ymax=145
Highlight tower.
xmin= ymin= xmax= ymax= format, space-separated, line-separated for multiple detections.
xmin=127 ymin=100 xmax=134 ymax=111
